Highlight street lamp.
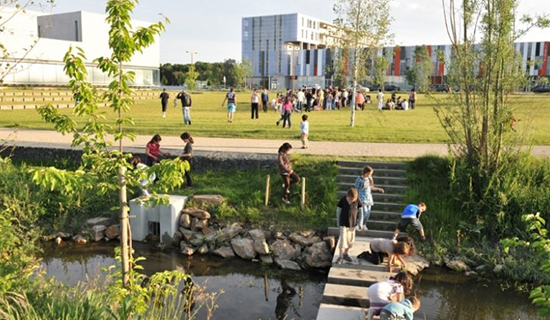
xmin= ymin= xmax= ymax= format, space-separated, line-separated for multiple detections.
xmin=186 ymin=51 xmax=198 ymax=64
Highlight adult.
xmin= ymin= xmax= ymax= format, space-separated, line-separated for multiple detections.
xmin=297 ymin=89 xmax=305 ymax=113
xmin=401 ymin=99 xmax=409 ymax=111
xmin=221 ymin=88 xmax=237 ymax=123
xmin=342 ymin=89 xmax=349 ymax=107
xmin=356 ymin=91 xmax=365 ymax=110
xmin=261 ymin=88 xmax=269 ymax=112
xmin=281 ymin=96 xmax=293 ymax=128
xmin=377 ymin=89 xmax=384 ymax=111
xmin=318 ymin=88 xmax=324 ymax=111
xmin=159 ymin=88 xmax=169 ymax=118
xmin=408 ymin=88 xmax=417 ymax=109
xmin=250 ymin=88 xmax=260 ymax=119
xmin=177 ymin=90 xmax=192 ymax=125
xmin=305 ymin=89 xmax=313 ymax=112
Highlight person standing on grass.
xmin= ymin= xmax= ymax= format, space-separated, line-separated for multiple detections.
xmin=261 ymin=88 xmax=269 ymax=112
xmin=305 ymin=89 xmax=313 ymax=112
xmin=250 ymin=88 xmax=260 ymax=119
xmin=159 ymin=88 xmax=170 ymax=118
xmin=300 ymin=114 xmax=309 ymax=149
xmin=278 ymin=143 xmax=300 ymax=204
xmin=356 ymin=90 xmax=365 ymax=110
xmin=408 ymin=88 xmax=417 ymax=109
xmin=377 ymin=89 xmax=384 ymax=111
xmin=177 ymin=90 xmax=192 ymax=125
xmin=393 ymin=203 xmax=427 ymax=242
xmin=355 ymin=166 xmax=385 ymax=231
xmin=145 ymin=134 xmax=170 ymax=166
xmin=221 ymin=88 xmax=237 ymax=123
xmin=277 ymin=96 xmax=293 ymax=128
xmin=336 ymin=188 xmax=363 ymax=264
xmin=180 ymin=132 xmax=194 ymax=188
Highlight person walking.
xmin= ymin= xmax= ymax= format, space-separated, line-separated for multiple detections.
xmin=180 ymin=132 xmax=194 ymax=188
xmin=281 ymin=96 xmax=293 ymax=128
xmin=221 ymin=88 xmax=237 ymax=123
xmin=159 ymin=88 xmax=169 ymax=118
xmin=335 ymin=188 xmax=363 ymax=264
xmin=251 ymin=89 xmax=260 ymax=119
xmin=177 ymin=90 xmax=192 ymax=125
xmin=355 ymin=166 xmax=385 ymax=231
xmin=408 ymin=88 xmax=417 ymax=109
xmin=261 ymin=88 xmax=269 ymax=112
xmin=278 ymin=142 xmax=300 ymax=204
xmin=377 ymin=89 xmax=384 ymax=111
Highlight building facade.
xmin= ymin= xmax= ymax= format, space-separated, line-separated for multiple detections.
xmin=242 ymin=13 xmax=550 ymax=90
xmin=1 ymin=8 xmax=160 ymax=87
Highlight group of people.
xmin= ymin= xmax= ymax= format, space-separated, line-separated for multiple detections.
xmin=159 ymin=88 xmax=193 ymax=124
xmin=377 ymin=90 xmax=417 ymax=111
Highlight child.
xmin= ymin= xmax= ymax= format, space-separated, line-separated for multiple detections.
xmin=379 ymin=296 xmax=421 ymax=320
xmin=145 ymin=134 xmax=170 ymax=166
xmin=180 ymin=132 xmax=194 ymax=188
xmin=393 ymin=203 xmax=427 ymax=242
xmin=365 ymin=238 xmax=412 ymax=272
xmin=131 ymin=157 xmax=155 ymax=197
xmin=221 ymin=88 xmax=237 ymax=123
xmin=368 ymin=271 xmax=413 ymax=315
xmin=278 ymin=143 xmax=300 ymax=204
xmin=300 ymin=115 xmax=309 ymax=149
xmin=355 ymin=166 xmax=385 ymax=231
xmin=336 ymin=188 xmax=364 ymax=264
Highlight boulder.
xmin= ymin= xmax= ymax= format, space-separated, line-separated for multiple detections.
xmin=213 ymin=246 xmax=235 ymax=259
xmin=289 ymin=233 xmax=309 ymax=247
xmin=73 ymin=235 xmax=87 ymax=245
xmin=204 ymin=231 xmax=220 ymax=243
xmin=105 ymin=224 xmax=120 ymax=240
xmin=403 ymin=254 xmax=430 ymax=276
xmin=260 ymin=255 xmax=274 ymax=264
xmin=180 ymin=214 xmax=191 ymax=229
xmin=299 ymin=230 xmax=315 ymax=238
xmin=172 ymin=231 xmax=183 ymax=247
xmin=323 ymin=236 xmax=336 ymax=251
xmin=192 ymin=194 xmax=225 ymax=207
xmin=55 ymin=237 xmax=63 ymax=245
xmin=274 ymin=258 xmax=302 ymax=271
xmin=198 ymin=244 xmax=209 ymax=255
xmin=54 ymin=232 xmax=72 ymax=239
xmin=306 ymin=236 xmax=323 ymax=246
xmin=202 ymin=227 xmax=215 ymax=235
xmin=254 ymin=239 xmax=270 ymax=255
xmin=189 ymin=233 xmax=205 ymax=247
xmin=92 ymin=225 xmax=107 ymax=242
xmin=249 ymin=229 xmax=266 ymax=241
xmin=231 ymin=238 xmax=257 ymax=260
xmin=179 ymin=228 xmax=196 ymax=242
xmin=304 ymin=242 xmax=332 ymax=268
xmin=182 ymin=207 xmax=211 ymax=220
xmin=465 ymin=271 xmax=477 ymax=277
xmin=446 ymin=259 xmax=470 ymax=272
xmin=274 ymin=231 xmax=286 ymax=240
xmin=271 ymin=239 xmax=298 ymax=261
xmin=181 ymin=245 xmax=195 ymax=256
xmin=219 ymin=223 xmax=243 ymax=241
xmin=86 ymin=217 xmax=112 ymax=227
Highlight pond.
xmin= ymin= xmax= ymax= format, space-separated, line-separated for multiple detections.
xmin=39 ymin=242 xmax=544 ymax=320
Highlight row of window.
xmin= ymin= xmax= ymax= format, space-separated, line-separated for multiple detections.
xmin=301 ymin=17 xmax=318 ymax=30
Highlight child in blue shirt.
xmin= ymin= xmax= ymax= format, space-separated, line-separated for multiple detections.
xmin=354 ymin=166 xmax=385 ymax=231
xmin=393 ymin=203 xmax=427 ymax=242
xmin=379 ymin=296 xmax=421 ymax=320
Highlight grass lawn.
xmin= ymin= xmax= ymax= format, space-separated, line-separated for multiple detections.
xmin=1 ymin=91 xmax=549 ymax=144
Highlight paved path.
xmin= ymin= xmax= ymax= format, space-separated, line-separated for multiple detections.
xmin=1 ymin=128 xmax=549 ymax=158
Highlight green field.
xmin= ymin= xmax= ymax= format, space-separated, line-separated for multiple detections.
xmin=1 ymin=91 xmax=549 ymax=144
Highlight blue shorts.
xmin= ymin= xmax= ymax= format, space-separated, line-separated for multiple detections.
xmin=227 ymin=103 xmax=236 ymax=113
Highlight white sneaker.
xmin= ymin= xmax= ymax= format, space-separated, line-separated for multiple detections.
xmin=282 ymin=198 xmax=290 ymax=204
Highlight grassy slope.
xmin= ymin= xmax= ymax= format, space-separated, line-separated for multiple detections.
xmin=1 ymin=91 xmax=549 ymax=144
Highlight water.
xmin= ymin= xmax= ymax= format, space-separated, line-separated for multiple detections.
xmin=39 ymin=242 xmax=543 ymax=320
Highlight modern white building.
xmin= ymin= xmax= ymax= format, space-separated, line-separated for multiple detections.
xmin=1 ymin=8 xmax=160 ymax=86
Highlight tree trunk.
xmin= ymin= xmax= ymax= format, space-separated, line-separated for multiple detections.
xmin=119 ymin=165 xmax=130 ymax=286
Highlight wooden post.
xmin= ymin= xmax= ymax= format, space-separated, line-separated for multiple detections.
xmin=265 ymin=174 xmax=271 ymax=206
xmin=301 ymin=177 xmax=306 ymax=208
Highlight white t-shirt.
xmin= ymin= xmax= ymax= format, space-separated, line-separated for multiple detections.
xmin=251 ymin=93 xmax=259 ymax=103
xmin=300 ymin=121 xmax=309 ymax=134
xmin=368 ymin=280 xmax=404 ymax=312
xmin=402 ymin=100 xmax=409 ymax=110
xmin=297 ymin=91 xmax=305 ymax=102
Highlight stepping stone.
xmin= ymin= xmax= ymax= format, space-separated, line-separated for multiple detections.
xmin=322 ymin=283 xmax=370 ymax=308
xmin=316 ymin=303 xmax=366 ymax=320
xmin=328 ymin=267 xmax=392 ymax=287
xmin=332 ymin=236 xmax=390 ymax=272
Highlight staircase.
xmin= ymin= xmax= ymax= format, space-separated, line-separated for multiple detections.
xmin=330 ymin=160 xmax=408 ymax=239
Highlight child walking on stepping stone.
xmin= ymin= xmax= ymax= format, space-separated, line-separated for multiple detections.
xmin=336 ymin=188 xmax=364 ymax=264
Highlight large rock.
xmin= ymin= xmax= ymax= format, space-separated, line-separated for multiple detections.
xmin=260 ymin=255 xmax=273 ymax=264
xmin=274 ymin=258 xmax=302 ymax=271
xmin=271 ymin=239 xmax=298 ymax=261
xmin=86 ymin=217 xmax=112 ymax=227
xmin=179 ymin=228 xmax=196 ymax=242
xmin=73 ymin=234 xmax=87 ymax=245
xmin=172 ymin=231 xmax=183 ymax=247
xmin=289 ymin=233 xmax=309 ymax=247
xmin=306 ymin=236 xmax=323 ymax=246
xmin=92 ymin=225 xmax=106 ymax=242
xmin=323 ymin=236 xmax=336 ymax=251
xmin=182 ymin=207 xmax=211 ymax=220
xmin=105 ymin=224 xmax=120 ymax=240
xmin=213 ymin=246 xmax=235 ymax=259
xmin=249 ymin=229 xmax=266 ymax=241
xmin=304 ymin=242 xmax=332 ymax=268
xmin=189 ymin=233 xmax=205 ymax=247
xmin=180 ymin=214 xmax=191 ymax=229
xmin=254 ymin=239 xmax=270 ymax=255
xmin=231 ymin=238 xmax=257 ymax=260
xmin=191 ymin=218 xmax=207 ymax=231
xmin=198 ymin=244 xmax=209 ymax=255
xmin=204 ymin=231 xmax=220 ymax=243
xmin=404 ymin=254 xmax=430 ymax=276
xmin=218 ymin=223 xmax=243 ymax=241
xmin=54 ymin=232 xmax=72 ymax=239
xmin=299 ymin=230 xmax=315 ymax=238
xmin=181 ymin=245 xmax=195 ymax=256
xmin=192 ymin=195 xmax=225 ymax=207
xmin=446 ymin=259 xmax=470 ymax=272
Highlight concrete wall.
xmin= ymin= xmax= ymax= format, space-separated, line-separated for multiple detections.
xmin=37 ymin=11 xmax=82 ymax=42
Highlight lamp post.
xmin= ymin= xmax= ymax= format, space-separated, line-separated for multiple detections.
xmin=186 ymin=51 xmax=198 ymax=89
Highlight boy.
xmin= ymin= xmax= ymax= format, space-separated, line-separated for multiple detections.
xmin=393 ymin=203 xmax=427 ymax=242
xmin=379 ymin=296 xmax=421 ymax=320
xmin=336 ymin=188 xmax=364 ymax=264
xmin=300 ymin=115 xmax=309 ymax=149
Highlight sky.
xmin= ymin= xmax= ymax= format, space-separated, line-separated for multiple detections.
xmin=31 ymin=0 xmax=550 ymax=64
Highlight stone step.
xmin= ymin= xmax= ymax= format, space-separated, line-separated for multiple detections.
xmin=337 ymin=174 xmax=408 ymax=186
xmin=328 ymin=227 xmax=400 ymax=239
xmin=338 ymin=182 xmax=408 ymax=194
xmin=367 ymin=219 xmax=398 ymax=231
xmin=328 ymin=267 xmax=392 ymax=287
xmin=321 ymin=283 xmax=370 ymax=308
xmin=338 ymin=167 xmax=407 ymax=177
xmin=332 ymin=236 xmax=391 ymax=272
xmin=316 ymin=303 xmax=366 ymax=320
xmin=337 ymin=191 xmax=405 ymax=203
xmin=337 ymin=161 xmax=407 ymax=170
xmin=370 ymin=210 xmax=401 ymax=221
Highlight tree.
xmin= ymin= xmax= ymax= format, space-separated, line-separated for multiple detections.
xmin=234 ymin=58 xmax=252 ymax=88
xmin=32 ymin=0 xmax=189 ymax=288
xmin=405 ymin=45 xmax=434 ymax=92
xmin=185 ymin=64 xmax=199 ymax=90
xmin=373 ymin=53 xmax=390 ymax=88
xmin=333 ymin=0 xmax=393 ymax=126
